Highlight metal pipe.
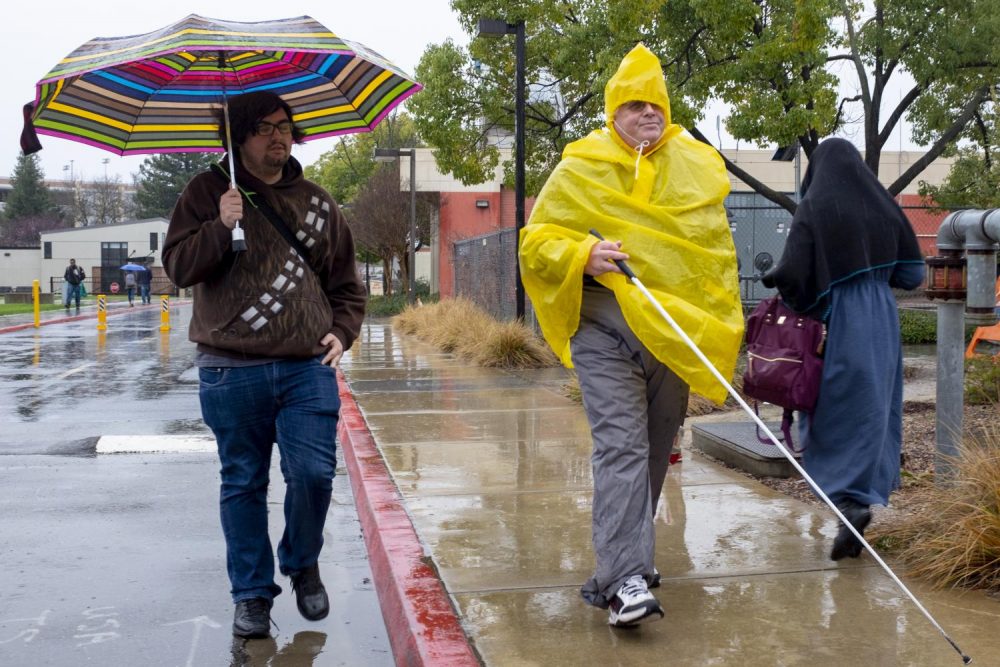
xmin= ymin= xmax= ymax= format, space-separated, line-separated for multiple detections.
xmin=932 ymin=209 xmax=1000 ymax=480
xmin=936 ymin=300 xmax=965 ymax=478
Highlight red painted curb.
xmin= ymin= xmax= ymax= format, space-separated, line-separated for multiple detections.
xmin=336 ymin=370 xmax=480 ymax=667
xmin=0 ymin=301 xmax=184 ymax=335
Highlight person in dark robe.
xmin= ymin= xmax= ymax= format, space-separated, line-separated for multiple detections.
xmin=762 ymin=137 xmax=925 ymax=560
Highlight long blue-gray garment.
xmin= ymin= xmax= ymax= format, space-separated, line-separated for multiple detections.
xmin=800 ymin=264 xmax=925 ymax=506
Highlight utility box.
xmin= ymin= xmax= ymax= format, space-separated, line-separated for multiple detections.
xmin=726 ymin=193 xmax=794 ymax=304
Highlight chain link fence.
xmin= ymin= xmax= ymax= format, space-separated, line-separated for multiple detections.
xmin=453 ymin=228 xmax=519 ymax=321
xmin=452 ymin=193 xmax=932 ymax=320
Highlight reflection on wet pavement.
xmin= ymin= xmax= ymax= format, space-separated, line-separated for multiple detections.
xmin=340 ymin=320 xmax=1000 ymax=667
xmin=0 ymin=307 xmax=208 ymax=454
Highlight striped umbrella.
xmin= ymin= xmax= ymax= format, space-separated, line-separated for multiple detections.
xmin=27 ymin=14 xmax=422 ymax=155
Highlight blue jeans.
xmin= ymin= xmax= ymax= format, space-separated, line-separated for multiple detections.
xmin=198 ymin=358 xmax=340 ymax=603
xmin=140 ymin=285 xmax=150 ymax=304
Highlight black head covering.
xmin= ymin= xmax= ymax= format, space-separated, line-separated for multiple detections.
xmin=762 ymin=138 xmax=923 ymax=314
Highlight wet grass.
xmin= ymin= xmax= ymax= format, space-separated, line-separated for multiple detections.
xmin=871 ymin=422 xmax=1000 ymax=595
xmin=393 ymin=298 xmax=558 ymax=369
xmin=0 ymin=303 xmax=67 ymax=315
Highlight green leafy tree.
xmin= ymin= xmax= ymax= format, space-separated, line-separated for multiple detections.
xmin=305 ymin=112 xmax=419 ymax=204
xmin=412 ymin=0 xmax=999 ymax=211
xmin=919 ymin=95 xmax=1000 ymax=209
xmin=132 ymin=153 xmax=217 ymax=219
xmin=920 ymin=147 xmax=1000 ymax=209
xmin=4 ymin=152 xmax=55 ymax=221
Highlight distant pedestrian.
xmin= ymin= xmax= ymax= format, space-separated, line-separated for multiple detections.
xmin=762 ymin=138 xmax=925 ymax=560
xmin=520 ymin=44 xmax=742 ymax=627
xmin=137 ymin=265 xmax=152 ymax=304
xmin=123 ymin=270 xmax=137 ymax=306
xmin=163 ymin=91 xmax=366 ymax=640
xmin=63 ymin=259 xmax=85 ymax=309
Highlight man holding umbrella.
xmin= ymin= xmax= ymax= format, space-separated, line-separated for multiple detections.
xmin=163 ymin=91 xmax=366 ymax=639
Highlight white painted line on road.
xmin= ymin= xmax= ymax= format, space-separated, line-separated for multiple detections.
xmin=55 ymin=362 xmax=95 ymax=380
xmin=97 ymin=435 xmax=217 ymax=454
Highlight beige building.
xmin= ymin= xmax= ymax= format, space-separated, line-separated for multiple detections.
xmin=37 ymin=218 xmax=169 ymax=293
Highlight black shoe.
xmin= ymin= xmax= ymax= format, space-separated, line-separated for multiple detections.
xmin=648 ymin=567 xmax=661 ymax=589
xmin=830 ymin=501 xmax=872 ymax=561
xmin=291 ymin=563 xmax=329 ymax=621
xmin=232 ymin=597 xmax=272 ymax=639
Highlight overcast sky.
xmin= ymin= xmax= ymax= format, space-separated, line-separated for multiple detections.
xmin=1 ymin=1 xmax=468 ymax=182
xmin=3 ymin=4 xmax=919 ymax=184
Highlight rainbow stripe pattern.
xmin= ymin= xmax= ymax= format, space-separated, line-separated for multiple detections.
xmin=31 ymin=14 xmax=422 ymax=155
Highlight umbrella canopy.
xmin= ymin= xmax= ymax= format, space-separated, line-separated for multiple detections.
xmin=120 ymin=263 xmax=146 ymax=271
xmin=27 ymin=14 xmax=422 ymax=155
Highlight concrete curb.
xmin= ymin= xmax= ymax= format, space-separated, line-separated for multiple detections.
xmin=336 ymin=370 xmax=480 ymax=667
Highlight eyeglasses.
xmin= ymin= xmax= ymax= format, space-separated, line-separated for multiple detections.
xmin=621 ymin=101 xmax=661 ymax=114
xmin=253 ymin=120 xmax=294 ymax=136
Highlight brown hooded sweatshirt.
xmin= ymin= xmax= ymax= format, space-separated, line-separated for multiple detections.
xmin=163 ymin=155 xmax=366 ymax=360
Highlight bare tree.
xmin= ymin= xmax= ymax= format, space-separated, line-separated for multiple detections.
xmin=348 ymin=164 xmax=434 ymax=296
xmin=70 ymin=172 xmax=126 ymax=226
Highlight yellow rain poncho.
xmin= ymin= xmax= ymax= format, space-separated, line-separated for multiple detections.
xmin=519 ymin=44 xmax=743 ymax=404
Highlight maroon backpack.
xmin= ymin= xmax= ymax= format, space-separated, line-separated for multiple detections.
xmin=742 ymin=296 xmax=826 ymax=451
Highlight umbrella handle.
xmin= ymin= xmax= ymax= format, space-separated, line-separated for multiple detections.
xmin=219 ymin=61 xmax=246 ymax=252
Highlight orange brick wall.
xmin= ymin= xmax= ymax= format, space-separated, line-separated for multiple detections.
xmin=437 ymin=188 xmax=536 ymax=297
xmin=899 ymin=194 xmax=948 ymax=256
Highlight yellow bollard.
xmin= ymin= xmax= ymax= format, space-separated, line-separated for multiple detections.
xmin=32 ymin=279 xmax=41 ymax=328
xmin=160 ymin=295 xmax=171 ymax=332
xmin=97 ymin=295 xmax=107 ymax=331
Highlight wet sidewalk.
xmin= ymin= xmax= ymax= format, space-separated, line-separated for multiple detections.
xmin=340 ymin=321 xmax=999 ymax=666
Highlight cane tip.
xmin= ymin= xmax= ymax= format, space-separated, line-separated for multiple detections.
xmin=962 ymin=656 xmax=972 ymax=665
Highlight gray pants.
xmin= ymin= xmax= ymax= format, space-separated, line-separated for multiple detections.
xmin=573 ymin=284 xmax=688 ymax=608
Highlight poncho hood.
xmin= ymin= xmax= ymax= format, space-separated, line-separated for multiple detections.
xmin=604 ymin=43 xmax=675 ymax=157
xmin=519 ymin=45 xmax=743 ymax=404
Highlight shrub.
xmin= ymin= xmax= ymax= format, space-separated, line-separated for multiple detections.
xmin=871 ymin=435 xmax=1000 ymax=594
xmin=392 ymin=298 xmax=558 ymax=369
xmin=899 ymin=308 xmax=937 ymax=344
xmin=965 ymin=356 xmax=1000 ymax=405
xmin=366 ymin=280 xmax=438 ymax=319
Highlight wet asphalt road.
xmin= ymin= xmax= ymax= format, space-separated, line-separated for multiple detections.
xmin=0 ymin=305 xmax=393 ymax=666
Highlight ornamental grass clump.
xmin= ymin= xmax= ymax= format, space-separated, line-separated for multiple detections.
xmin=872 ymin=428 xmax=1000 ymax=594
xmin=469 ymin=320 xmax=558 ymax=368
xmin=393 ymin=298 xmax=557 ymax=369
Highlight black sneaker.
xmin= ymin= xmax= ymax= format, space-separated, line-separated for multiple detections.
xmin=232 ymin=597 xmax=272 ymax=639
xmin=291 ymin=563 xmax=329 ymax=621
xmin=608 ymin=575 xmax=664 ymax=627
xmin=649 ymin=567 xmax=661 ymax=589
xmin=830 ymin=500 xmax=872 ymax=561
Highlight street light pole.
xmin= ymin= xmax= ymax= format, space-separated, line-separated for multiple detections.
xmin=374 ymin=147 xmax=418 ymax=304
xmin=513 ymin=21 xmax=526 ymax=320
xmin=407 ymin=148 xmax=416 ymax=305
xmin=478 ymin=17 xmax=527 ymax=320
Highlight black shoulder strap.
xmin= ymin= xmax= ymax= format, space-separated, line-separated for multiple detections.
xmin=253 ymin=196 xmax=313 ymax=262
xmin=208 ymin=162 xmax=312 ymax=262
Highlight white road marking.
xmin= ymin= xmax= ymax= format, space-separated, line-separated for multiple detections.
xmin=54 ymin=362 xmax=95 ymax=380
xmin=96 ymin=435 xmax=216 ymax=454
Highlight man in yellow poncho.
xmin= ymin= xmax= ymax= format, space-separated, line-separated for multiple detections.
xmin=520 ymin=44 xmax=743 ymax=627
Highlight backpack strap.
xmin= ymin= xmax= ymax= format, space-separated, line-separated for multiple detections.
xmin=754 ymin=404 xmax=804 ymax=454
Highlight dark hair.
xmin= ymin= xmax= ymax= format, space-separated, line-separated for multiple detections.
xmin=214 ymin=91 xmax=306 ymax=150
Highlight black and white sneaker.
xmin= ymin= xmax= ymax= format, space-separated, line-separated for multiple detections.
xmin=608 ymin=575 xmax=663 ymax=627
xmin=649 ymin=568 xmax=661 ymax=589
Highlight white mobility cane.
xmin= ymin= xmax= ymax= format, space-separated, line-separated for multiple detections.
xmin=589 ymin=230 xmax=972 ymax=665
